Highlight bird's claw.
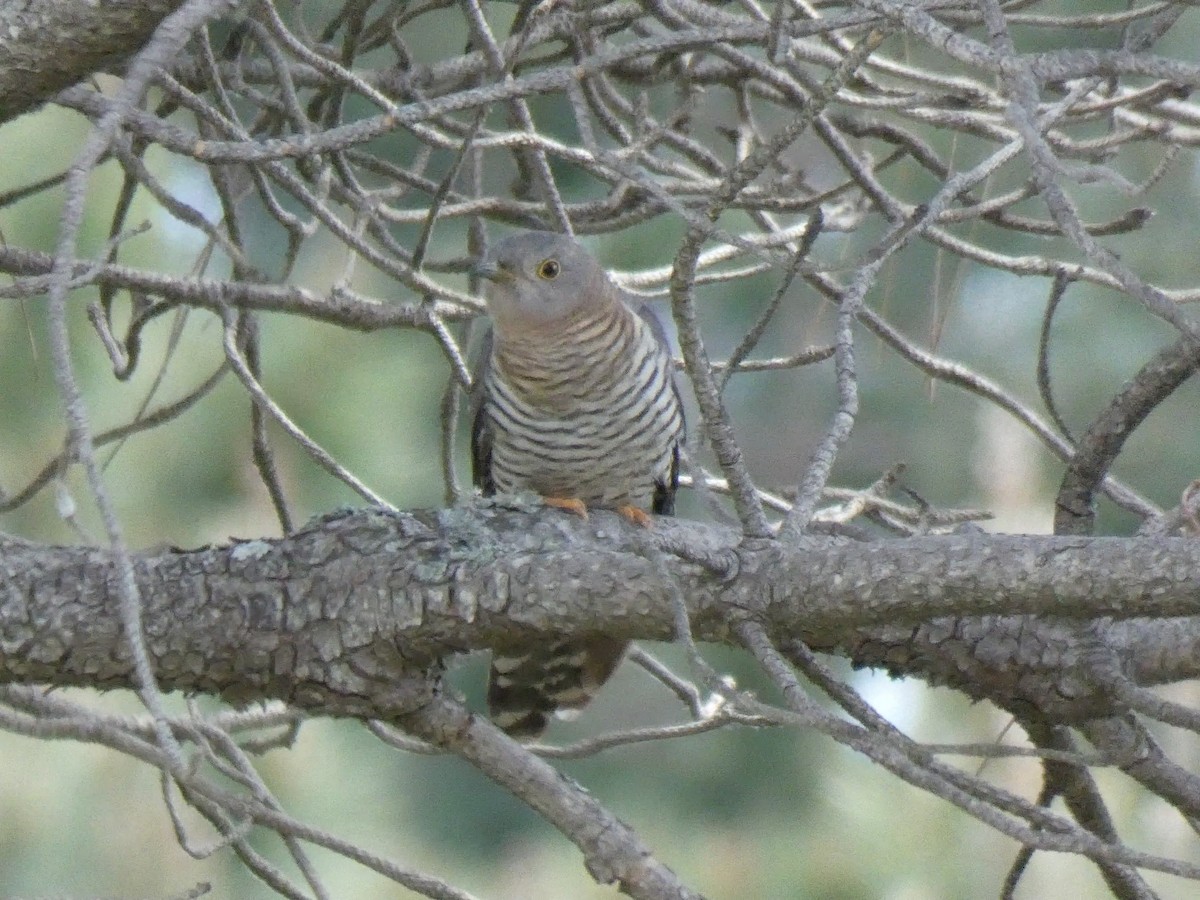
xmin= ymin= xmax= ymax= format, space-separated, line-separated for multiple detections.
xmin=617 ymin=505 xmax=653 ymax=528
xmin=543 ymin=496 xmax=589 ymax=519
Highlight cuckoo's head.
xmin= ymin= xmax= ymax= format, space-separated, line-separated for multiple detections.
xmin=473 ymin=231 xmax=614 ymax=332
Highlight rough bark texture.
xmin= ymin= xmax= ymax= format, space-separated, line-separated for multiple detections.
xmin=2 ymin=501 xmax=1198 ymax=723
xmin=0 ymin=0 xmax=192 ymax=123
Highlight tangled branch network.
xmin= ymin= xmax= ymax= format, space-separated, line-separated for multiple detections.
xmin=3 ymin=0 xmax=1200 ymax=897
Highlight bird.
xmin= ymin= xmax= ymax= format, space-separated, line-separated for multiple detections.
xmin=470 ymin=230 xmax=685 ymax=738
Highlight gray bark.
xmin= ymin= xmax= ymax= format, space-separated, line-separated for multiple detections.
xmin=3 ymin=500 xmax=1198 ymax=724
xmin=0 ymin=0 xmax=195 ymax=123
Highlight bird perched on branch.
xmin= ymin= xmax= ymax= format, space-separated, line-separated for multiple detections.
xmin=471 ymin=230 xmax=685 ymax=737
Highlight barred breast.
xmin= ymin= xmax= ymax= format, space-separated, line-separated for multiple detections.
xmin=481 ymin=301 xmax=683 ymax=512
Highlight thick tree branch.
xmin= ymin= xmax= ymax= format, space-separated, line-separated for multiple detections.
xmin=2 ymin=502 xmax=1199 ymax=723
xmin=0 ymin=0 xmax=193 ymax=123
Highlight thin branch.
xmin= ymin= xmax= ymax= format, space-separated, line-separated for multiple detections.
xmin=1055 ymin=335 xmax=1200 ymax=535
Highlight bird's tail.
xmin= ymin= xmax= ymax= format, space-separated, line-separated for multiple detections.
xmin=488 ymin=636 xmax=628 ymax=738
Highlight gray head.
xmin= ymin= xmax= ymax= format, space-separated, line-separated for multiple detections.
xmin=473 ymin=231 xmax=615 ymax=333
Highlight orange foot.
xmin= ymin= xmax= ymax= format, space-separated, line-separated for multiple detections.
xmin=544 ymin=496 xmax=589 ymax=519
xmin=617 ymin=505 xmax=653 ymax=528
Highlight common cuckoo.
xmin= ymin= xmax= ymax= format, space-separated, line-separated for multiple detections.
xmin=471 ymin=230 xmax=684 ymax=737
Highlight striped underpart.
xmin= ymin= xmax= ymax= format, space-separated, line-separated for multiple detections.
xmin=483 ymin=298 xmax=682 ymax=510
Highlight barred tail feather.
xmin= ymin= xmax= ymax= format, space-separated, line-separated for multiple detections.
xmin=488 ymin=636 xmax=628 ymax=737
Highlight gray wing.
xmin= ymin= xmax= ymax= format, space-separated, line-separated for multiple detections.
xmin=468 ymin=324 xmax=496 ymax=496
xmin=629 ymin=294 xmax=672 ymax=348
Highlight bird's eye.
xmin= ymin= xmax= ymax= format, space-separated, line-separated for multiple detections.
xmin=537 ymin=259 xmax=561 ymax=279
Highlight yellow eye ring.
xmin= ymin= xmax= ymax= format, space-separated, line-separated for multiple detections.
xmin=537 ymin=259 xmax=561 ymax=279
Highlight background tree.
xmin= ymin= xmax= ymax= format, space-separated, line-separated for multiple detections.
xmin=1 ymin=0 xmax=1200 ymax=897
